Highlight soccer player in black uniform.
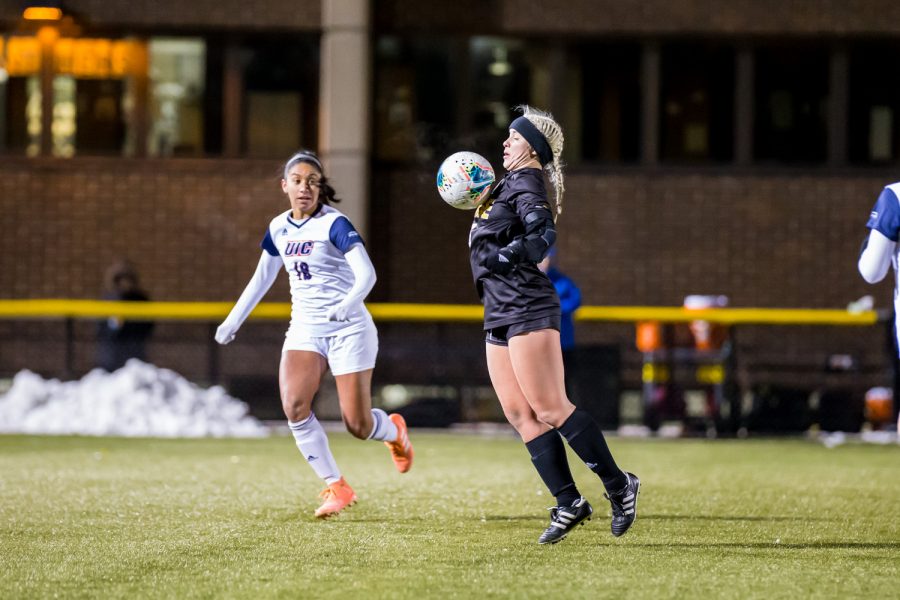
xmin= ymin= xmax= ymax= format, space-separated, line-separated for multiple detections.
xmin=469 ymin=105 xmax=640 ymax=544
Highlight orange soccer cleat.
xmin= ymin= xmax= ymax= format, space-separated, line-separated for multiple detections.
xmin=384 ymin=413 xmax=414 ymax=473
xmin=314 ymin=477 xmax=357 ymax=519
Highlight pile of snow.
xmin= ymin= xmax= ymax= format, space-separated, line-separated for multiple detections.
xmin=0 ymin=360 xmax=268 ymax=438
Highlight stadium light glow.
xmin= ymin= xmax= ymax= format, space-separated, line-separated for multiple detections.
xmin=23 ymin=5 xmax=63 ymax=21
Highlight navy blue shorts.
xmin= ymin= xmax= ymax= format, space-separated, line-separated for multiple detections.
xmin=485 ymin=315 xmax=561 ymax=347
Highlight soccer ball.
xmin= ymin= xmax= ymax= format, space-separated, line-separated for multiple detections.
xmin=436 ymin=151 xmax=495 ymax=210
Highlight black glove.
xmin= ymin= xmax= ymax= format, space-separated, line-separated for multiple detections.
xmin=484 ymin=248 xmax=516 ymax=276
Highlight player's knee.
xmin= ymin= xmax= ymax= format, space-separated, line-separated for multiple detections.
xmin=344 ymin=414 xmax=373 ymax=439
xmin=534 ymin=406 xmax=569 ymax=429
xmin=280 ymin=391 xmax=313 ymax=423
xmin=282 ymin=403 xmax=311 ymax=423
xmin=503 ymin=408 xmax=534 ymax=432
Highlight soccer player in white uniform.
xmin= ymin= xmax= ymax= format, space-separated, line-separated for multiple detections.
xmin=859 ymin=181 xmax=900 ymax=432
xmin=215 ymin=150 xmax=413 ymax=518
xmin=859 ymin=182 xmax=900 ymax=349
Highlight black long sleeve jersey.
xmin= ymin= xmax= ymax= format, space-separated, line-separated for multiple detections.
xmin=468 ymin=167 xmax=560 ymax=329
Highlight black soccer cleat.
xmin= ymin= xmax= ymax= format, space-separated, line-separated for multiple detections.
xmin=605 ymin=472 xmax=640 ymax=537
xmin=538 ymin=496 xmax=593 ymax=545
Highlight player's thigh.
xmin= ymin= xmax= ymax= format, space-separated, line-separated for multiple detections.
xmin=508 ymin=329 xmax=574 ymax=428
xmin=279 ymin=350 xmax=328 ymax=418
xmin=486 ymin=342 xmax=549 ymax=442
xmin=334 ymin=368 xmax=375 ymax=438
xmin=329 ymin=324 xmax=378 ymax=437
xmin=328 ymin=321 xmax=378 ymax=378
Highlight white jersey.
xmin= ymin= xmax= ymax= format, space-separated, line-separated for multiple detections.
xmin=863 ymin=181 xmax=900 ymax=355
xmin=262 ymin=204 xmax=370 ymax=336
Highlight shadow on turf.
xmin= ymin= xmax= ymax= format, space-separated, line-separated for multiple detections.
xmin=338 ymin=515 xmax=541 ymax=523
xmin=479 ymin=514 xmax=835 ymax=524
xmin=344 ymin=514 xmax=831 ymax=524
xmin=632 ymin=542 xmax=900 ymax=550
xmin=644 ymin=514 xmax=833 ymax=522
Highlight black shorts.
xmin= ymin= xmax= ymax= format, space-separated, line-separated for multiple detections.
xmin=485 ymin=315 xmax=561 ymax=347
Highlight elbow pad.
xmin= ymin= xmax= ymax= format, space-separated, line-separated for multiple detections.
xmin=505 ymin=210 xmax=557 ymax=264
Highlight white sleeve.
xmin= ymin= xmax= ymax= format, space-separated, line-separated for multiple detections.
xmin=216 ymin=252 xmax=282 ymax=343
xmin=339 ymin=244 xmax=377 ymax=309
xmin=858 ymin=229 xmax=895 ymax=284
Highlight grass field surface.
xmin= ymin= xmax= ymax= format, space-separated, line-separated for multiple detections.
xmin=1 ymin=432 xmax=898 ymax=598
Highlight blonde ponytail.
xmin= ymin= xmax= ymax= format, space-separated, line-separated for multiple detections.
xmin=515 ymin=105 xmax=565 ymax=218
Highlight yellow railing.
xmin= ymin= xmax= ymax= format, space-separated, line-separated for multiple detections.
xmin=0 ymin=299 xmax=880 ymax=325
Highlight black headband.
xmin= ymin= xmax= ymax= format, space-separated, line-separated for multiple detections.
xmin=510 ymin=116 xmax=553 ymax=166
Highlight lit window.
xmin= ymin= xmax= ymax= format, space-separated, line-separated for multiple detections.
xmin=241 ymin=38 xmax=318 ymax=157
xmin=0 ymin=40 xmax=6 ymax=153
xmin=754 ymin=45 xmax=829 ymax=164
xmin=1 ymin=36 xmax=41 ymax=153
xmin=1 ymin=34 xmax=145 ymax=156
xmin=467 ymin=37 xmax=533 ymax=160
xmin=573 ymin=43 xmax=641 ymax=164
xmin=660 ymin=43 xmax=734 ymax=163
xmin=374 ymin=35 xmax=456 ymax=162
xmin=848 ymin=42 xmax=900 ymax=164
xmin=148 ymin=38 xmax=205 ymax=157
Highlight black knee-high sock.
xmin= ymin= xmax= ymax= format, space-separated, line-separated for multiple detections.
xmin=557 ymin=409 xmax=627 ymax=492
xmin=525 ymin=429 xmax=580 ymax=507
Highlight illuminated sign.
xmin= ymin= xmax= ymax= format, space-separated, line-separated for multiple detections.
xmin=23 ymin=7 xmax=63 ymax=21
xmin=0 ymin=35 xmax=143 ymax=78
xmin=5 ymin=37 xmax=41 ymax=76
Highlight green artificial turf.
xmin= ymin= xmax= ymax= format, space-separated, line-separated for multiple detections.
xmin=1 ymin=433 xmax=898 ymax=599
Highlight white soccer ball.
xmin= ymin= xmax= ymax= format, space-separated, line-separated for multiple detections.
xmin=436 ymin=151 xmax=495 ymax=210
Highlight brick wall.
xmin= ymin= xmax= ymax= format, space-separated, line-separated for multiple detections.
xmin=370 ymin=164 xmax=895 ymax=393
xmin=373 ymin=165 xmax=891 ymax=308
xmin=0 ymin=0 xmax=321 ymax=31
xmin=6 ymin=1 xmax=900 ymax=36
xmin=0 ymin=156 xmax=295 ymax=385
xmin=376 ymin=0 xmax=900 ymax=34
xmin=0 ymin=157 xmax=893 ymax=393
xmin=0 ymin=156 xmax=291 ymax=302
xmin=500 ymin=0 xmax=900 ymax=35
